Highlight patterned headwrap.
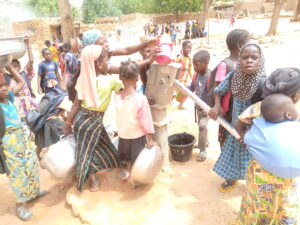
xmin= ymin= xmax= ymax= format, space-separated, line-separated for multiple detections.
xmin=262 ymin=68 xmax=300 ymax=98
xmin=231 ymin=43 xmax=265 ymax=102
xmin=82 ymin=29 xmax=103 ymax=47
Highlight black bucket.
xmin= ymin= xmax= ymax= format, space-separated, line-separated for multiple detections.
xmin=168 ymin=132 xmax=196 ymax=162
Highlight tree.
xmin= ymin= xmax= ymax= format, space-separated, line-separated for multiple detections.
xmin=58 ymin=0 xmax=75 ymax=43
xmin=266 ymin=0 xmax=287 ymax=36
xmin=23 ymin=0 xmax=59 ymax=17
xmin=82 ymin=0 xmax=121 ymax=24
xmin=292 ymin=0 xmax=300 ymax=21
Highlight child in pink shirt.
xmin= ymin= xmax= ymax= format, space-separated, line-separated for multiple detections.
xmin=115 ymin=60 xmax=155 ymax=180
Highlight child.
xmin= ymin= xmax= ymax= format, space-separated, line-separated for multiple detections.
xmin=115 ymin=60 xmax=155 ymax=180
xmin=37 ymin=48 xmax=62 ymax=94
xmin=230 ymin=94 xmax=300 ymax=225
xmin=175 ymin=40 xmax=193 ymax=109
xmin=138 ymin=42 xmax=155 ymax=93
xmin=45 ymin=40 xmax=58 ymax=62
xmin=207 ymin=29 xmax=250 ymax=148
xmin=58 ymin=46 xmax=65 ymax=76
xmin=189 ymin=50 xmax=211 ymax=162
xmin=6 ymin=38 xmax=36 ymax=120
xmin=208 ymin=43 xmax=266 ymax=192
xmin=63 ymin=42 xmax=78 ymax=91
xmin=0 ymin=66 xmax=46 ymax=221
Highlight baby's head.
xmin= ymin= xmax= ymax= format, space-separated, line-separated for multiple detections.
xmin=120 ymin=59 xmax=139 ymax=83
xmin=261 ymin=94 xmax=298 ymax=123
xmin=193 ymin=50 xmax=210 ymax=75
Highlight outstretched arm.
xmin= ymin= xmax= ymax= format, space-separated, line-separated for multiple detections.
xmin=112 ymin=36 xmax=160 ymax=56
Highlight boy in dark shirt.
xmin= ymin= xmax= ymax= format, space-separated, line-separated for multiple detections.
xmin=189 ymin=50 xmax=211 ymax=162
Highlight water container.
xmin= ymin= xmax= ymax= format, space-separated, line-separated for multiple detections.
xmin=156 ymin=35 xmax=172 ymax=65
xmin=168 ymin=132 xmax=196 ymax=162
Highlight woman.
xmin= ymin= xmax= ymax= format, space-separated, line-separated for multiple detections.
xmin=63 ymin=45 xmax=122 ymax=192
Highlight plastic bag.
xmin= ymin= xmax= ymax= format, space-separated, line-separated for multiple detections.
xmin=41 ymin=136 xmax=76 ymax=179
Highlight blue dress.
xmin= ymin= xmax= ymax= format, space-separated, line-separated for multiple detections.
xmin=213 ymin=73 xmax=253 ymax=180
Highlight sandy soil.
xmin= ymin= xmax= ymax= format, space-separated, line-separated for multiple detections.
xmin=0 ymin=16 xmax=300 ymax=225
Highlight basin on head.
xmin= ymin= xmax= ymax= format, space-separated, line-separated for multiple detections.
xmin=0 ymin=36 xmax=26 ymax=60
xmin=0 ymin=51 xmax=13 ymax=69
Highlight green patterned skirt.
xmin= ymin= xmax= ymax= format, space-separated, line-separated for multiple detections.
xmin=2 ymin=127 xmax=40 ymax=203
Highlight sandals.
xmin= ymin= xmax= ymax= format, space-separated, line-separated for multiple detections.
xmin=16 ymin=205 xmax=33 ymax=221
xmin=219 ymin=180 xmax=237 ymax=193
xmin=197 ymin=151 xmax=207 ymax=162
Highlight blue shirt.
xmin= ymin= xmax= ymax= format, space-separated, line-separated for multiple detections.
xmin=38 ymin=61 xmax=58 ymax=88
xmin=245 ymin=118 xmax=300 ymax=178
xmin=0 ymin=91 xmax=22 ymax=128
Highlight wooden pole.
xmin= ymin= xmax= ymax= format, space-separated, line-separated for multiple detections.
xmin=174 ymin=80 xmax=241 ymax=139
xmin=58 ymin=0 xmax=76 ymax=43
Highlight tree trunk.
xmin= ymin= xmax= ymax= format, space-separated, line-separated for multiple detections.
xmin=266 ymin=0 xmax=286 ymax=36
xmin=199 ymin=0 xmax=210 ymax=29
xmin=292 ymin=0 xmax=300 ymax=21
xmin=58 ymin=0 xmax=75 ymax=43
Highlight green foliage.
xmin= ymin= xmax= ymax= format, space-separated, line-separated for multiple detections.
xmin=82 ymin=0 xmax=121 ymax=24
xmin=72 ymin=6 xmax=81 ymax=22
xmin=23 ymin=0 xmax=59 ymax=17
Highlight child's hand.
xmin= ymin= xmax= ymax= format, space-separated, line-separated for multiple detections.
xmin=24 ymin=37 xmax=30 ymax=45
xmin=147 ymin=139 xmax=154 ymax=149
xmin=5 ymin=65 xmax=13 ymax=73
xmin=208 ymin=106 xmax=221 ymax=120
xmin=38 ymin=87 xmax=43 ymax=95
xmin=148 ymin=52 xmax=157 ymax=64
xmin=63 ymin=123 xmax=73 ymax=136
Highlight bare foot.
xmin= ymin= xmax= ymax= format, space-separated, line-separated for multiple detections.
xmin=89 ymin=174 xmax=100 ymax=192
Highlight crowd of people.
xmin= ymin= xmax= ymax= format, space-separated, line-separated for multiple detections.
xmin=0 ymin=26 xmax=300 ymax=224
xmin=144 ymin=20 xmax=207 ymax=46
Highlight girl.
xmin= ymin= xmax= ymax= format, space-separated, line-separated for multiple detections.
xmin=63 ymin=45 xmax=122 ymax=192
xmin=7 ymin=38 xmax=36 ymax=120
xmin=175 ymin=40 xmax=193 ymax=109
xmin=208 ymin=43 xmax=266 ymax=192
xmin=115 ymin=60 xmax=155 ymax=180
xmin=230 ymin=93 xmax=300 ymax=224
xmin=0 ymin=66 xmax=45 ymax=221
xmin=207 ymin=29 xmax=250 ymax=148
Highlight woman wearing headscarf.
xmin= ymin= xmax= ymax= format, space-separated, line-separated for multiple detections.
xmin=208 ymin=43 xmax=266 ymax=192
xmin=230 ymin=68 xmax=300 ymax=225
xmin=63 ymin=45 xmax=122 ymax=192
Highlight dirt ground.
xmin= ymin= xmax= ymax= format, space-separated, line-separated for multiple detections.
xmin=0 ymin=16 xmax=300 ymax=225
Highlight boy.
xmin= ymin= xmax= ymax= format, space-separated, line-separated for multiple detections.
xmin=189 ymin=50 xmax=211 ymax=162
xmin=63 ymin=43 xmax=78 ymax=89
xmin=37 ymin=48 xmax=62 ymax=94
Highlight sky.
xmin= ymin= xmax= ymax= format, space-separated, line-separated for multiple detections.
xmin=70 ymin=0 xmax=83 ymax=8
